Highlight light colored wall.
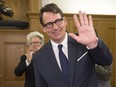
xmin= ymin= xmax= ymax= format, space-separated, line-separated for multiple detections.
xmin=42 ymin=0 xmax=116 ymax=15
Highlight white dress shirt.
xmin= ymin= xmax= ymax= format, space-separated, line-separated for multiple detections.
xmin=51 ymin=33 xmax=68 ymax=70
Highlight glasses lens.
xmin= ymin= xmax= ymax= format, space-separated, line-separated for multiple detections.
xmin=55 ymin=19 xmax=63 ymax=25
xmin=44 ymin=18 xmax=63 ymax=29
xmin=44 ymin=22 xmax=53 ymax=29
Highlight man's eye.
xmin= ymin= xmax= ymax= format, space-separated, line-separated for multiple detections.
xmin=46 ymin=22 xmax=53 ymax=26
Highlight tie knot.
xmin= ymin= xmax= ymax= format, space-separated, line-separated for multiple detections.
xmin=58 ymin=44 xmax=63 ymax=50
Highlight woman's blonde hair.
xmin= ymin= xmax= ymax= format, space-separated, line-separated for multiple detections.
xmin=26 ymin=31 xmax=44 ymax=46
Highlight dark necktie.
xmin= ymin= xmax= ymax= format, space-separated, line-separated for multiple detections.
xmin=58 ymin=44 xmax=70 ymax=80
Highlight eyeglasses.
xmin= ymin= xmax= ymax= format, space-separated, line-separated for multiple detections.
xmin=30 ymin=42 xmax=41 ymax=46
xmin=43 ymin=18 xmax=63 ymax=29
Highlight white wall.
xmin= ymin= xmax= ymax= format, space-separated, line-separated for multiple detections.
xmin=42 ymin=0 xmax=116 ymax=15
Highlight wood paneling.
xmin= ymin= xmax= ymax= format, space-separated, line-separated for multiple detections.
xmin=0 ymin=31 xmax=30 ymax=87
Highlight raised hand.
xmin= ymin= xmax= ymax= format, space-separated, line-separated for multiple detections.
xmin=26 ymin=46 xmax=34 ymax=63
xmin=69 ymin=11 xmax=98 ymax=49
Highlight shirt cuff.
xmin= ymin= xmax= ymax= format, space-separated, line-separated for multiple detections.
xmin=25 ymin=59 xmax=31 ymax=66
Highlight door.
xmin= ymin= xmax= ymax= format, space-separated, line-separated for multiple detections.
xmin=0 ymin=31 xmax=29 ymax=87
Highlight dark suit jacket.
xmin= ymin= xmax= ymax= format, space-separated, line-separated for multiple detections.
xmin=14 ymin=55 xmax=35 ymax=87
xmin=33 ymin=35 xmax=112 ymax=87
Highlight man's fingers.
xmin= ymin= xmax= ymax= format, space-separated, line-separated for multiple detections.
xmin=83 ymin=12 xmax=88 ymax=25
xmin=73 ymin=14 xmax=81 ymax=29
xmin=79 ymin=11 xmax=85 ymax=26
xmin=89 ymin=15 xmax=93 ymax=26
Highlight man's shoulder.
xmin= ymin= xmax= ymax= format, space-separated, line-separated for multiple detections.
xmin=34 ymin=41 xmax=51 ymax=56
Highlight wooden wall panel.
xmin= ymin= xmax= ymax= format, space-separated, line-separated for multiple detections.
xmin=4 ymin=43 xmax=25 ymax=87
xmin=4 ymin=43 xmax=25 ymax=80
xmin=0 ymin=31 xmax=30 ymax=87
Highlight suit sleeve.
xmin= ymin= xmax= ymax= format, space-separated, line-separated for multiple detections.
xmin=14 ymin=55 xmax=27 ymax=76
xmin=88 ymin=38 xmax=112 ymax=66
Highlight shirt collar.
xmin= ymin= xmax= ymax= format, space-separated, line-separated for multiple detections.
xmin=51 ymin=32 xmax=68 ymax=49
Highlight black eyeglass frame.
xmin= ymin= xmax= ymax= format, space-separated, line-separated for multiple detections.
xmin=43 ymin=18 xmax=63 ymax=29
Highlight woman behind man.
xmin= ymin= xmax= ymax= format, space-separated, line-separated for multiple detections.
xmin=14 ymin=31 xmax=44 ymax=87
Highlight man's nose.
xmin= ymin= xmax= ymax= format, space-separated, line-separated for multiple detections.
xmin=52 ymin=23 xmax=59 ymax=29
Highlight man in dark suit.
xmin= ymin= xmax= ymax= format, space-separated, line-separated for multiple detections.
xmin=14 ymin=31 xmax=44 ymax=87
xmin=33 ymin=3 xmax=112 ymax=87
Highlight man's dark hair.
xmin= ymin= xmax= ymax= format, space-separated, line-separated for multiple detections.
xmin=39 ymin=3 xmax=64 ymax=26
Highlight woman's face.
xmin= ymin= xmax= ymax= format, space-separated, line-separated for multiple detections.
xmin=29 ymin=36 xmax=42 ymax=52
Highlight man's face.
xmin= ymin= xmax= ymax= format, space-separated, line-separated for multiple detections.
xmin=42 ymin=12 xmax=67 ymax=43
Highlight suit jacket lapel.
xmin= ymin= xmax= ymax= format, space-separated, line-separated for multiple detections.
xmin=68 ymin=36 xmax=87 ymax=86
xmin=68 ymin=36 xmax=77 ymax=85
xmin=46 ymin=42 xmax=60 ymax=72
